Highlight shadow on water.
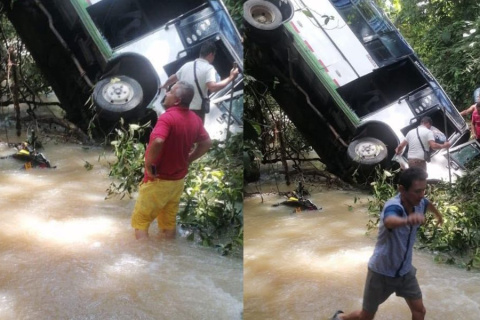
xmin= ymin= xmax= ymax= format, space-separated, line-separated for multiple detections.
xmin=0 ymin=140 xmax=242 ymax=320
xmin=244 ymin=182 xmax=480 ymax=320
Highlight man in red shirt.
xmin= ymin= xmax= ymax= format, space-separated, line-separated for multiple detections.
xmin=131 ymin=81 xmax=212 ymax=240
xmin=460 ymin=101 xmax=480 ymax=143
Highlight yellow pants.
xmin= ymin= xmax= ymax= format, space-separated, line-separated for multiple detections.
xmin=131 ymin=178 xmax=184 ymax=231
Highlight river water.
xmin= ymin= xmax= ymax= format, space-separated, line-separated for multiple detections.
xmin=244 ymin=182 xmax=480 ymax=320
xmin=0 ymin=131 xmax=242 ymax=319
xmin=3 ymin=118 xmax=480 ymax=320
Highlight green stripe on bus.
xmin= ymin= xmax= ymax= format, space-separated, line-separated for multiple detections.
xmin=285 ymin=23 xmax=360 ymax=126
xmin=71 ymin=0 xmax=113 ymax=60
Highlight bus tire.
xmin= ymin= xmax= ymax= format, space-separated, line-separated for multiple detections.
xmin=93 ymin=75 xmax=144 ymax=120
xmin=347 ymin=137 xmax=388 ymax=165
xmin=244 ymin=0 xmax=283 ymax=31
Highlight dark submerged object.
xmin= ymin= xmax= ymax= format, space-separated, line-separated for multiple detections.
xmin=7 ymin=142 xmax=54 ymax=169
xmin=273 ymin=182 xmax=321 ymax=212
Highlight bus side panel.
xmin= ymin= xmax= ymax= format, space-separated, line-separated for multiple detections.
xmin=295 ymin=0 xmax=377 ymax=82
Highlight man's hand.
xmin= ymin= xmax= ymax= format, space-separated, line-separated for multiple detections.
xmin=229 ymin=67 xmax=239 ymax=80
xmin=145 ymin=164 xmax=157 ymax=179
xmin=406 ymin=213 xmax=425 ymax=226
xmin=435 ymin=214 xmax=444 ymax=226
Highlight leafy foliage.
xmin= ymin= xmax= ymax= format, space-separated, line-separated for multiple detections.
xmin=224 ymin=0 xmax=244 ymax=33
xmin=0 ymin=15 xmax=52 ymax=100
xmin=391 ymin=0 xmax=480 ymax=109
xmin=106 ymin=121 xmax=148 ymax=199
xmin=180 ymin=133 xmax=244 ymax=255
xmin=366 ymin=167 xmax=399 ymax=233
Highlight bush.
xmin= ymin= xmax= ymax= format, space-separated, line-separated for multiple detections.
xmin=179 ymin=133 xmax=244 ymax=256
xmin=106 ymin=121 xmax=148 ymax=199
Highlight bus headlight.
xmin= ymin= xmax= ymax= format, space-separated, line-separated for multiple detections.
xmin=408 ymin=87 xmax=440 ymax=114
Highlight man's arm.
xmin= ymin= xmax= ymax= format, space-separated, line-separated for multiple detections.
xmin=206 ymin=67 xmax=239 ymax=93
xmin=460 ymin=104 xmax=476 ymax=116
xmin=161 ymin=74 xmax=178 ymax=90
xmin=395 ymin=139 xmax=408 ymax=155
xmin=145 ymin=137 xmax=165 ymax=178
xmin=427 ymin=202 xmax=444 ymax=226
xmin=428 ymin=140 xmax=450 ymax=150
xmin=188 ymin=138 xmax=212 ymax=164
xmin=384 ymin=213 xmax=425 ymax=229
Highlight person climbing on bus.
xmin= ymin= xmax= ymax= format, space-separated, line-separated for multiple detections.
xmin=161 ymin=41 xmax=239 ymax=123
xmin=395 ymin=117 xmax=450 ymax=172
xmin=331 ymin=167 xmax=444 ymax=320
xmin=460 ymin=101 xmax=480 ymax=143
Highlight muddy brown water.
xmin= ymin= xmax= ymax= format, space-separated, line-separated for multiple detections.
xmin=0 ymin=136 xmax=242 ymax=319
xmin=244 ymin=182 xmax=480 ymax=320
xmin=3 ymin=118 xmax=480 ymax=320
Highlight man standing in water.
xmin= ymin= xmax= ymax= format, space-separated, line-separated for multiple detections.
xmin=131 ymin=81 xmax=212 ymax=240
xmin=331 ymin=167 xmax=443 ymax=320
xmin=161 ymin=40 xmax=239 ymax=122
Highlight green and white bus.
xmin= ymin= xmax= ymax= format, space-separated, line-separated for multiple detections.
xmin=244 ymin=0 xmax=480 ymax=182
xmin=2 ymin=0 xmax=243 ymax=140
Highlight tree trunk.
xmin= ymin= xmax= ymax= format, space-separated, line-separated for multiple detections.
xmin=276 ymin=119 xmax=290 ymax=185
xmin=8 ymin=48 xmax=21 ymax=137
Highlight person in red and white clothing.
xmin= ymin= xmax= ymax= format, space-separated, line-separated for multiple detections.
xmin=460 ymin=101 xmax=480 ymax=143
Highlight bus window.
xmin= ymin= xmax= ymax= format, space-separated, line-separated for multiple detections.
xmin=379 ymin=32 xmax=412 ymax=58
xmin=87 ymin=0 xmax=150 ymax=48
xmin=220 ymin=94 xmax=243 ymax=125
xmin=333 ymin=0 xmax=413 ymax=65
xmin=211 ymin=0 xmax=243 ymax=61
xmin=334 ymin=3 xmax=376 ymax=41
xmin=450 ymin=143 xmax=480 ymax=169
xmin=356 ymin=1 xmax=393 ymax=34
xmin=87 ymin=0 xmax=206 ymax=48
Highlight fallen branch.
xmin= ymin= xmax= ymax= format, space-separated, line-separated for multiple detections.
xmin=23 ymin=115 xmax=91 ymax=143
xmin=0 ymin=100 xmax=61 ymax=107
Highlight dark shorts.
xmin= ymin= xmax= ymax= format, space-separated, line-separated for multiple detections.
xmin=362 ymin=268 xmax=422 ymax=313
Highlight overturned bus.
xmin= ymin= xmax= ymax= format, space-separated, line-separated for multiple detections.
xmin=2 ymin=0 xmax=243 ymax=140
xmin=244 ymin=0 xmax=480 ymax=183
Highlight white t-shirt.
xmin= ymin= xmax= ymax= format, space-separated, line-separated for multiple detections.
xmin=405 ymin=125 xmax=434 ymax=160
xmin=175 ymin=58 xmax=217 ymax=111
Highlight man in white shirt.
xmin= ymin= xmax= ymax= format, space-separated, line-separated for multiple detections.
xmin=161 ymin=41 xmax=239 ymax=122
xmin=395 ymin=116 xmax=450 ymax=172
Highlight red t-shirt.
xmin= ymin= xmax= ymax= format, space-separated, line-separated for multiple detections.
xmin=472 ymin=109 xmax=480 ymax=139
xmin=143 ymin=106 xmax=210 ymax=182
